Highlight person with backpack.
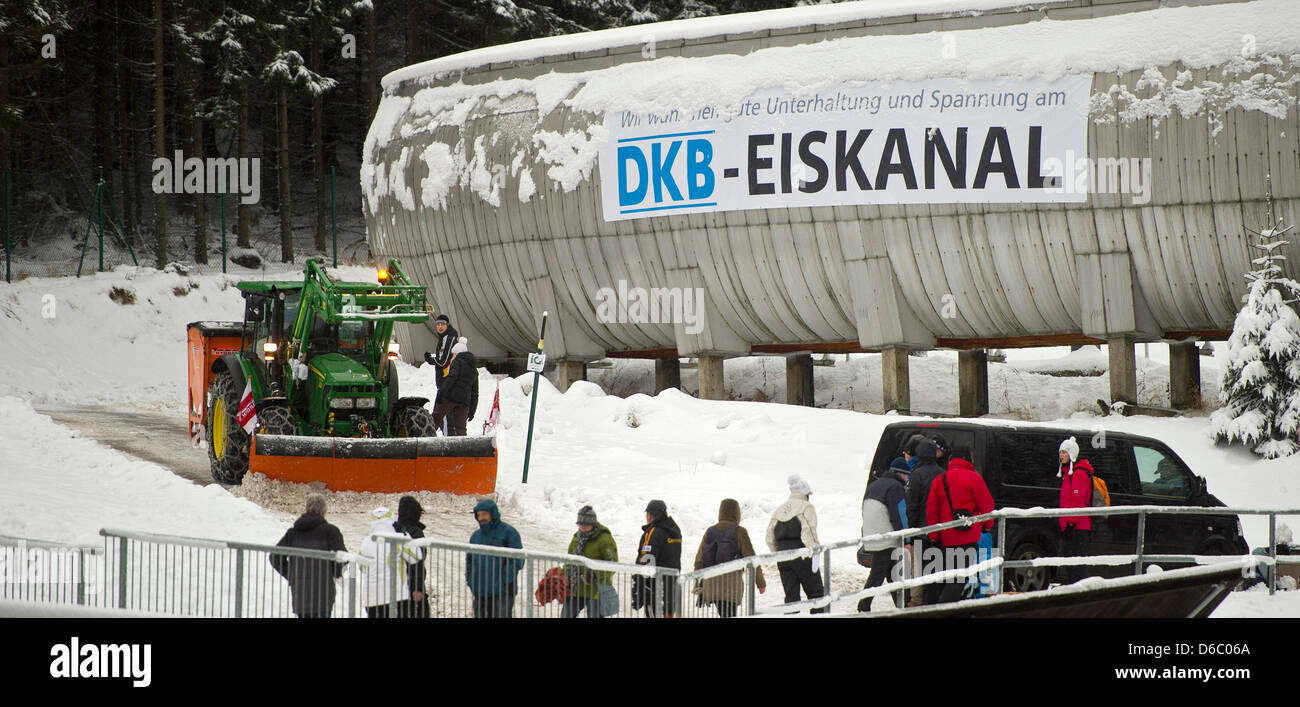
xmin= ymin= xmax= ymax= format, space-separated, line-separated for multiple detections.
xmin=1058 ymin=436 xmax=1098 ymax=583
xmin=905 ymin=439 xmax=945 ymax=604
xmin=766 ymin=475 xmax=827 ymax=614
xmin=858 ymin=457 xmax=911 ymax=612
xmin=360 ymin=503 xmax=425 ymax=618
xmin=925 ymin=446 xmax=995 ymax=604
xmin=694 ymin=498 xmax=766 ymax=618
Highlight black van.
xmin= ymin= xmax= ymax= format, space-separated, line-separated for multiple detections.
xmin=868 ymin=421 xmax=1248 ymax=591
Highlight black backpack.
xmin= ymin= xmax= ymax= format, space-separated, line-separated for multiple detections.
xmin=700 ymin=525 xmax=741 ymax=568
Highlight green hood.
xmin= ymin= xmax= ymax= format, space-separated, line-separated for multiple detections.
xmin=308 ymin=353 xmax=374 ymax=386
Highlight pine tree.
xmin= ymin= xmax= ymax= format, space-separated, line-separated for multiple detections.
xmin=1210 ymin=186 xmax=1300 ymax=459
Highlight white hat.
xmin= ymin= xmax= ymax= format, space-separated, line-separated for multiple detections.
xmin=451 ymin=336 xmax=468 ymax=355
xmin=788 ymin=474 xmax=812 ymax=496
xmin=1059 ymin=437 xmax=1080 ymax=477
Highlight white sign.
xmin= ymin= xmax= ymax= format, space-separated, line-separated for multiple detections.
xmin=526 ymin=353 xmax=547 ymax=373
xmin=598 ymin=75 xmax=1091 ymax=221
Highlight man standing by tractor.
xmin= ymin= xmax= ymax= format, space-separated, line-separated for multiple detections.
xmin=433 ymin=337 xmax=478 ymax=436
xmin=425 ymin=314 xmax=459 ymax=434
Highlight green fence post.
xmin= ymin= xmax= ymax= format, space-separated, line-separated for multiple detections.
xmin=76 ymin=185 xmax=102 ymax=278
xmin=521 ymin=311 xmax=549 ymax=484
xmin=97 ymin=170 xmax=105 ymax=273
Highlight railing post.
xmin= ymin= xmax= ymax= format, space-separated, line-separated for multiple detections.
xmin=1268 ymin=513 xmax=1277 ymax=596
xmin=1134 ymin=511 xmax=1147 ymax=576
xmin=234 ymin=548 xmax=244 ymax=618
xmin=75 ymin=548 xmax=86 ymax=606
xmin=524 ymin=557 xmax=535 ymax=618
xmin=347 ymin=559 xmax=357 ymax=619
xmin=994 ymin=516 xmax=1007 ymax=597
xmin=745 ymin=562 xmax=756 ymax=616
xmin=823 ymin=547 xmax=832 ymax=605
xmin=653 ymin=566 xmax=664 ymax=618
xmin=116 ymin=536 xmax=129 ymax=610
xmin=387 ymin=539 xmax=400 ymax=617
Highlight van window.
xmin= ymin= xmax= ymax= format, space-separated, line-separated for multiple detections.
xmin=996 ymin=433 xmax=1063 ymax=487
xmin=1080 ymin=441 xmax=1133 ymax=496
xmin=1134 ymin=445 xmax=1191 ymax=499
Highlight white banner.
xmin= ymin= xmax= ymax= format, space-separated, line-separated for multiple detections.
xmin=598 ymin=75 xmax=1091 ymax=221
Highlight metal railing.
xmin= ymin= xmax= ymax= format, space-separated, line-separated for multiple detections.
xmin=2 ymin=505 xmax=1295 ymax=617
xmin=1 ymin=535 xmax=105 ymax=607
xmin=99 ymin=528 xmax=368 ymax=618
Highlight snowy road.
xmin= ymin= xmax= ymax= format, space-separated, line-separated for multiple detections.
xmin=36 ymin=405 xmax=214 ymax=487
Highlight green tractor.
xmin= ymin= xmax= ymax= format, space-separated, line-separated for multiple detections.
xmin=201 ymin=258 xmax=440 ymax=484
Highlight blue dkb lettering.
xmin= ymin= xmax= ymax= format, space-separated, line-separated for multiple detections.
xmin=618 ymin=146 xmax=649 ymax=207
xmin=686 ymin=139 xmax=714 ymax=200
xmin=652 ymin=141 xmax=683 ymax=203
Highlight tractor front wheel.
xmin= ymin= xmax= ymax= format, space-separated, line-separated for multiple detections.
xmin=257 ymin=405 xmax=296 ymax=435
xmin=392 ymin=405 xmax=437 ymax=437
xmin=207 ymin=369 xmax=251 ymax=485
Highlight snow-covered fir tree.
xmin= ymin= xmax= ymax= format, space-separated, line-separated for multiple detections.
xmin=1210 ymin=189 xmax=1300 ymax=459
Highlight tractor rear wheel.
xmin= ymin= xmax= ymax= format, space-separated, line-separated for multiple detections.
xmin=257 ymin=405 xmax=296 ymax=435
xmin=207 ymin=369 xmax=251 ymax=485
xmin=392 ymin=405 xmax=437 ymax=437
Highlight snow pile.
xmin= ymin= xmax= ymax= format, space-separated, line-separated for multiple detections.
xmin=0 ymin=397 xmax=283 ymax=545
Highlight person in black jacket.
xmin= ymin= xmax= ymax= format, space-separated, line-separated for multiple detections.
xmin=393 ymin=495 xmax=429 ymax=618
xmin=423 ymin=314 xmax=458 ymax=370
xmin=432 ymin=337 xmax=479 ymax=436
xmin=858 ymin=457 xmax=911 ymax=611
xmin=634 ymin=499 xmax=683 ymax=618
xmin=904 ymin=439 xmax=945 ymax=605
xmin=270 ymin=493 xmax=347 ymax=618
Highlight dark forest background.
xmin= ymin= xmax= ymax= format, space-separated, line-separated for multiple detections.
xmin=0 ymin=0 xmax=815 ymax=269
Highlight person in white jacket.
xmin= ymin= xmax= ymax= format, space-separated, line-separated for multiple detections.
xmin=766 ymin=474 xmax=827 ymax=614
xmin=360 ymin=506 xmax=423 ymax=618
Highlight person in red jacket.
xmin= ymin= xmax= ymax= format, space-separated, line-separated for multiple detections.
xmin=926 ymin=446 xmax=994 ymax=604
xmin=1058 ymin=436 xmax=1095 ymax=583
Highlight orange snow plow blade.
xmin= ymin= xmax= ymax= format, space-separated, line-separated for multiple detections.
xmin=249 ymin=435 xmax=497 ymax=495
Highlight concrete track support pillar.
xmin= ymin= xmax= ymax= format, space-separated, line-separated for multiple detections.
xmin=655 ymin=358 xmax=681 ymax=394
xmin=786 ymin=353 xmax=814 ymax=407
xmin=1108 ymin=337 xmax=1138 ymax=406
xmin=881 ymin=346 xmax=911 ymax=413
xmin=958 ymin=349 xmax=990 ymax=417
xmin=556 ymin=360 xmax=586 ymax=393
xmin=1169 ymin=342 xmax=1202 ymax=410
xmin=697 ymin=355 xmax=726 ymax=401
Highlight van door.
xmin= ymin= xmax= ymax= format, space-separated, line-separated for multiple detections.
xmin=1130 ymin=443 xmax=1198 ymax=556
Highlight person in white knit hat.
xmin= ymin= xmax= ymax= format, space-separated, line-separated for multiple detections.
xmin=432 ymin=336 xmax=479 ymax=436
xmin=766 ymin=474 xmax=827 ymax=614
xmin=1057 ymin=436 xmax=1096 ymax=583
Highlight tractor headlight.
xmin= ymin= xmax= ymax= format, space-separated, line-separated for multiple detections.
xmin=355 ymin=397 xmax=376 ymax=410
xmin=330 ymin=398 xmax=355 ymax=410
xmin=263 ymin=342 xmax=278 ymax=361
xmin=387 ymin=341 xmax=400 ymax=360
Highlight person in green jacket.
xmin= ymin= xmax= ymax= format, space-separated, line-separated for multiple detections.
xmin=562 ymin=505 xmax=618 ymax=618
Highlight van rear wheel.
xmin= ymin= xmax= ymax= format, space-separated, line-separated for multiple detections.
xmin=1006 ymin=540 xmax=1049 ymax=593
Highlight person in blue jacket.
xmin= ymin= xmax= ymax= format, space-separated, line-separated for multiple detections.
xmin=466 ymin=498 xmax=523 ymax=618
xmin=858 ymin=457 xmax=911 ymax=612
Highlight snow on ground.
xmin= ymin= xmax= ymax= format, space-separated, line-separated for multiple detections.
xmin=1 ymin=263 xmax=1298 ymax=616
xmin=0 ymin=396 xmax=281 ymax=546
